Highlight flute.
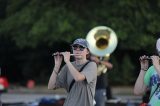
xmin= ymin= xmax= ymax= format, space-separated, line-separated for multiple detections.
xmin=145 ymin=56 xmax=151 ymax=60
xmin=52 ymin=53 xmax=79 ymax=56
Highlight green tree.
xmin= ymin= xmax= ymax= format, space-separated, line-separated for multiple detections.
xmin=0 ymin=0 xmax=160 ymax=85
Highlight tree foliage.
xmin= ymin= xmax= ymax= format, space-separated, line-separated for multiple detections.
xmin=0 ymin=0 xmax=160 ymax=85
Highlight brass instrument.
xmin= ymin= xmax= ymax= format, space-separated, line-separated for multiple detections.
xmin=86 ymin=26 xmax=118 ymax=75
xmin=86 ymin=26 xmax=118 ymax=56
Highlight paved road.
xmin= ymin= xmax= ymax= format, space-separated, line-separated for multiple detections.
xmin=1 ymin=86 xmax=142 ymax=105
xmin=1 ymin=93 xmax=66 ymax=103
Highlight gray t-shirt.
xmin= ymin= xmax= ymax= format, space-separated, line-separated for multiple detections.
xmin=55 ymin=61 xmax=97 ymax=106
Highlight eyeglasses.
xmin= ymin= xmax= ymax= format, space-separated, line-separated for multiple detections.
xmin=72 ymin=45 xmax=86 ymax=51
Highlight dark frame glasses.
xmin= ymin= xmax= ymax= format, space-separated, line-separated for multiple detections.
xmin=72 ymin=45 xmax=86 ymax=51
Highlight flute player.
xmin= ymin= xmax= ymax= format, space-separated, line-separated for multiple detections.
xmin=48 ymin=38 xmax=97 ymax=106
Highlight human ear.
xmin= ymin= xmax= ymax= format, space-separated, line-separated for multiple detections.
xmin=86 ymin=49 xmax=90 ymax=55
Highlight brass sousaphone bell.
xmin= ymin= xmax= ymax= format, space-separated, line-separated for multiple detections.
xmin=86 ymin=26 xmax=118 ymax=75
xmin=86 ymin=26 xmax=118 ymax=56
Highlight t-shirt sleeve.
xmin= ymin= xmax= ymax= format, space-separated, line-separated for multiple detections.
xmin=144 ymin=66 xmax=153 ymax=87
xmin=81 ymin=61 xmax=97 ymax=83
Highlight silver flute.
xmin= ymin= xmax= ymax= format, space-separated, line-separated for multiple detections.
xmin=145 ymin=56 xmax=151 ymax=60
xmin=143 ymin=56 xmax=160 ymax=61
xmin=52 ymin=53 xmax=79 ymax=56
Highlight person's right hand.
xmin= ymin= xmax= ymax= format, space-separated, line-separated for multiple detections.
xmin=139 ymin=55 xmax=149 ymax=71
xmin=53 ymin=52 xmax=63 ymax=68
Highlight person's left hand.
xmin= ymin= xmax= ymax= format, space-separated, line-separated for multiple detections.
xmin=151 ymin=55 xmax=160 ymax=72
xmin=90 ymin=55 xmax=100 ymax=63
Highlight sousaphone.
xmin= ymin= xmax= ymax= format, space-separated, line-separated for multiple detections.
xmin=86 ymin=26 xmax=118 ymax=56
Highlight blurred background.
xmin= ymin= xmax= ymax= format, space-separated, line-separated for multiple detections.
xmin=0 ymin=0 xmax=160 ymax=105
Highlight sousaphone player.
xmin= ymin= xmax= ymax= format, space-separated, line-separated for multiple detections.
xmin=86 ymin=26 xmax=118 ymax=106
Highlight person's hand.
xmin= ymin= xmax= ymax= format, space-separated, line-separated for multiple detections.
xmin=150 ymin=55 xmax=160 ymax=71
xmin=53 ymin=52 xmax=63 ymax=67
xmin=61 ymin=51 xmax=71 ymax=63
xmin=90 ymin=55 xmax=100 ymax=63
xmin=139 ymin=55 xmax=149 ymax=71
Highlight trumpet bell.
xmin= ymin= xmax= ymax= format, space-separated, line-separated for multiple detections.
xmin=86 ymin=26 xmax=118 ymax=56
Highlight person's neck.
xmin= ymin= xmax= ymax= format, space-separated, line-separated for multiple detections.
xmin=75 ymin=59 xmax=88 ymax=65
